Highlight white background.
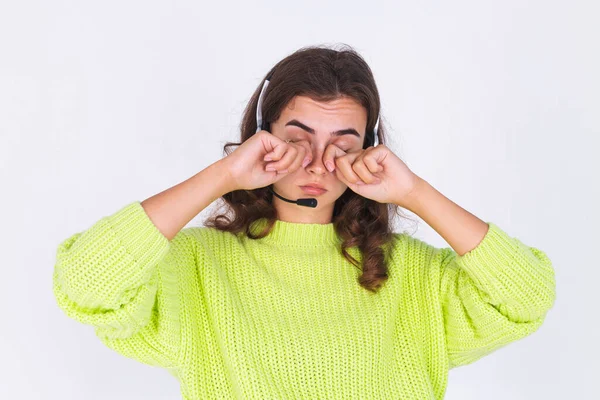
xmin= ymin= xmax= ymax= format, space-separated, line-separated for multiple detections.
xmin=1 ymin=0 xmax=597 ymax=398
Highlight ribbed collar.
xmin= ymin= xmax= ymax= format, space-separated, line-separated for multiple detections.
xmin=249 ymin=218 xmax=341 ymax=247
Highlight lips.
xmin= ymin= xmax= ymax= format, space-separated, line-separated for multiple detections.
xmin=302 ymin=183 xmax=326 ymax=190
xmin=299 ymin=185 xmax=327 ymax=195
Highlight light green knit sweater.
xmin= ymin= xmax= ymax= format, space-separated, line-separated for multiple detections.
xmin=52 ymin=201 xmax=555 ymax=399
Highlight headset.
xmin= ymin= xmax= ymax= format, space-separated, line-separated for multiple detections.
xmin=255 ymin=72 xmax=380 ymax=208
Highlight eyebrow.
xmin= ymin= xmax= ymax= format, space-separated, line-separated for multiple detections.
xmin=284 ymin=119 xmax=361 ymax=138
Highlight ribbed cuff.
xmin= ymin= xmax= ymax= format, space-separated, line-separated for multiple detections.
xmin=106 ymin=201 xmax=171 ymax=269
xmin=453 ymin=222 xmax=555 ymax=313
xmin=55 ymin=201 xmax=172 ymax=310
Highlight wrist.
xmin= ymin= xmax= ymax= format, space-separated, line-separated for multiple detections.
xmin=209 ymin=159 xmax=238 ymax=195
xmin=400 ymin=177 xmax=431 ymax=212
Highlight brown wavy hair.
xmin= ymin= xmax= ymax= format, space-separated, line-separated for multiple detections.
xmin=203 ymin=43 xmax=415 ymax=293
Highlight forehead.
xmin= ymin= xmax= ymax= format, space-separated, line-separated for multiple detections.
xmin=281 ymin=95 xmax=367 ymax=130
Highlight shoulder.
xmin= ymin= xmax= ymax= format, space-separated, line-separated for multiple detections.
xmin=174 ymin=225 xmax=242 ymax=251
xmin=387 ymin=230 xmax=438 ymax=256
xmin=385 ymin=230 xmax=446 ymax=274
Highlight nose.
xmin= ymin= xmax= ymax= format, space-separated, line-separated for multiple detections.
xmin=305 ymin=146 xmax=329 ymax=175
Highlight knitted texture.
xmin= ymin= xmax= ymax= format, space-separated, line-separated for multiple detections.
xmin=53 ymin=201 xmax=556 ymax=399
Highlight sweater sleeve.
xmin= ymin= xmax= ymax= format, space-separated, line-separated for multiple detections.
xmin=52 ymin=201 xmax=195 ymax=371
xmin=434 ymin=222 xmax=556 ymax=369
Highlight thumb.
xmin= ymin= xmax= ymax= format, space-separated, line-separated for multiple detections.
xmin=260 ymin=132 xmax=289 ymax=160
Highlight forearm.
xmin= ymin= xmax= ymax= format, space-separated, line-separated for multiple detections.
xmin=141 ymin=159 xmax=234 ymax=241
xmin=401 ymin=178 xmax=489 ymax=256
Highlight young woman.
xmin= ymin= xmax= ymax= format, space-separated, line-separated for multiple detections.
xmin=53 ymin=45 xmax=556 ymax=399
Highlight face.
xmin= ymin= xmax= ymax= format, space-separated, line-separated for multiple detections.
xmin=268 ymin=95 xmax=368 ymax=224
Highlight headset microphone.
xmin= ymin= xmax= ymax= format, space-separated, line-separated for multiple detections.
xmin=255 ymin=71 xmax=379 ymax=209
xmin=269 ymin=186 xmax=318 ymax=208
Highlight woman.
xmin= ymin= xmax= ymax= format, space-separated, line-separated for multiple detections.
xmin=53 ymin=45 xmax=556 ymax=399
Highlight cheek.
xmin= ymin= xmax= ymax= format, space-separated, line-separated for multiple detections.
xmin=332 ymin=178 xmax=348 ymax=191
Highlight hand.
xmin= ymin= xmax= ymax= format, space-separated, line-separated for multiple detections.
xmin=222 ymin=131 xmax=312 ymax=191
xmin=323 ymin=144 xmax=423 ymax=207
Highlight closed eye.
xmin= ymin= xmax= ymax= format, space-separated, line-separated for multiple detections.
xmin=288 ymin=138 xmax=352 ymax=151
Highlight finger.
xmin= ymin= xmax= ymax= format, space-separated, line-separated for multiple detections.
xmin=322 ymin=143 xmax=345 ymax=172
xmin=265 ymin=144 xmax=299 ymax=173
xmin=293 ymin=140 xmax=313 ymax=168
xmin=263 ymin=135 xmax=289 ymax=161
xmin=352 ymin=158 xmax=381 ymax=184
xmin=334 ymin=164 xmax=360 ymax=189
xmin=363 ymin=153 xmax=384 ymax=173
xmin=334 ymin=153 xmax=364 ymax=185
xmin=281 ymin=143 xmax=308 ymax=172
xmin=353 ymin=151 xmax=382 ymax=184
